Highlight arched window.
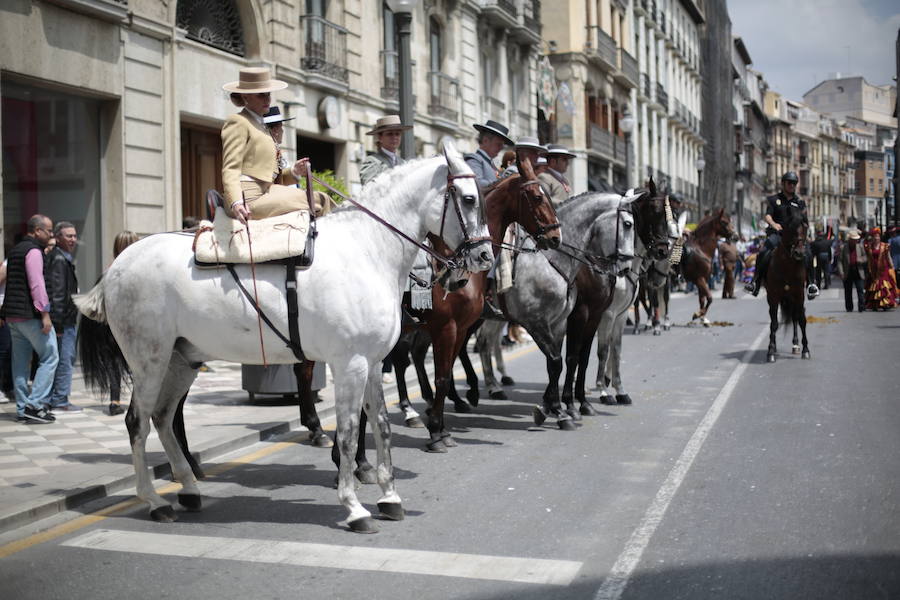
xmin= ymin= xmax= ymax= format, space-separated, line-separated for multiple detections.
xmin=430 ymin=17 xmax=442 ymax=73
xmin=176 ymin=0 xmax=245 ymax=56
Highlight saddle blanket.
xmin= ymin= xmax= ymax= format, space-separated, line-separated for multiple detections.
xmin=194 ymin=209 xmax=310 ymax=265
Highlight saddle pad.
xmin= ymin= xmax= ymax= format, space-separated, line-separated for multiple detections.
xmin=194 ymin=209 xmax=310 ymax=265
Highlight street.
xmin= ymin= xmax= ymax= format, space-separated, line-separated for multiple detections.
xmin=1 ymin=287 xmax=898 ymax=600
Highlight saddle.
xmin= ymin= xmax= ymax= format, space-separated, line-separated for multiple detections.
xmin=193 ymin=190 xmax=316 ymax=269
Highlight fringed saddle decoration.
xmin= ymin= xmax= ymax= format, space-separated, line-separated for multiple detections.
xmin=193 ymin=209 xmax=311 ymax=267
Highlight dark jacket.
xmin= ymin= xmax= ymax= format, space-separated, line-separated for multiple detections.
xmin=837 ymin=240 xmax=867 ymax=280
xmin=764 ymin=192 xmax=807 ymax=233
xmin=46 ymin=247 xmax=79 ymax=331
xmin=0 ymin=238 xmax=44 ymax=320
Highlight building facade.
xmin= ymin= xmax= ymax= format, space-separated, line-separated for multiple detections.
xmin=0 ymin=0 xmax=543 ymax=281
xmin=803 ymin=76 xmax=897 ymax=129
xmin=731 ymin=36 xmax=768 ymax=237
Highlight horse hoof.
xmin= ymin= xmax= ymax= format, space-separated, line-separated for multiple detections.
xmin=489 ymin=390 xmax=507 ymax=400
xmin=565 ymin=406 xmax=582 ymax=421
xmin=150 ymin=505 xmax=178 ymax=523
xmin=311 ymin=431 xmax=334 ymax=448
xmin=354 ymin=464 xmax=378 ymax=485
xmin=377 ymin=502 xmax=405 ymax=521
xmin=616 ymin=394 xmax=632 ymax=405
xmin=767 ymin=354 xmax=777 ymax=363
xmin=177 ymin=493 xmax=202 ymax=512
xmin=801 ymin=350 xmax=811 ymax=359
xmin=348 ymin=516 xmax=379 ymax=534
xmin=600 ymin=396 xmax=616 ymax=406
xmin=532 ymin=405 xmax=547 ymax=426
xmin=792 ymin=346 xmax=801 ymax=355
xmin=653 ymin=328 xmax=661 ymax=336
xmin=580 ymin=401 xmax=598 ymax=416
xmin=501 ymin=376 xmax=515 ymax=386
xmin=466 ymin=389 xmax=480 ymax=407
xmin=441 ymin=433 xmax=458 ymax=448
xmin=405 ymin=416 xmax=425 ymax=428
xmin=558 ymin=417 xmax=576 ymax=431
xmin=426 ymin=436 xmax=448 ymax=453
xmin=453 ymin=399 xmax=472 ymax=413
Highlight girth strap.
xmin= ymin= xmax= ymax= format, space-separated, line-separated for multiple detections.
xmin=226 ymin=263 xmax=306 ymax=362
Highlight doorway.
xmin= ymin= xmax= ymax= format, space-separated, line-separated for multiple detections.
xmin=181 ymin=123 xmax=222 ymax=222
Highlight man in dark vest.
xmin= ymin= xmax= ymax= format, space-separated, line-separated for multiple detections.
xmin=744 ymin=171 xmax=819 ymax=299
xmin=0 ymin=215 xmax=59 ymax=423
xmin=47 ymin=221 xmax=81 ymax=412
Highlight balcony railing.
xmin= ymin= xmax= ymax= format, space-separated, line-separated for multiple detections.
xmin=585 ymin=26 xmax=618 ymax=70
xmin=482 ymin=95 xmax=506 ymax=120
xmin=618 ymin=48 xmax=639 ymax=87
xmin=589 ymin=123 xmax=614 ymax=157
xmin=300 ymin=15 xmax=349 ymax=83
xmin=641 ymin=73 xmax=652 ymax=99
xmin=497 ymin=0 xmax=517 ymax=16
xmin=513 ymin=109 xmax=531 ymax=137
xmin=656 ymin=82 xmax=668 ymax=110
xmin=428 ymin=71 xmax=460 ymax=123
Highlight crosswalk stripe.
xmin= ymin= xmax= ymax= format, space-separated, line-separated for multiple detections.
xmin=63 ymin=529 xmax=582 ymax=586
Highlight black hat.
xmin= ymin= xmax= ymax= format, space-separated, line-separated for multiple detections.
xmin=781 ymin=171 xmax=799 ymax=183
xmin=263 ymin=106 xmax=294 ymax=125
xmin=473 ymin=119 xmax=515 ymax=146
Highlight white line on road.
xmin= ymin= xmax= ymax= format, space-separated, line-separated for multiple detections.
xmin=593 ymin=325 xmax=769 ymax=600
xmin=62 ymin=528 xmax=582 ymax=586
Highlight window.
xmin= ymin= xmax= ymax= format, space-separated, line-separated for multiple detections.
xmin=176 ymin=0 xmax=246 ymax=56
xmin=870 ymin=177 xmax=874 ymax=192
xmin=430 ymin=17 xmax=442 ymax=72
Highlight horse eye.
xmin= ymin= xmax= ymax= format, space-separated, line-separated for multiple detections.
xmin=623 ymin=221 xmax=633 ymax=228
xmin=462 ymin=194 xmax=477 ymax=206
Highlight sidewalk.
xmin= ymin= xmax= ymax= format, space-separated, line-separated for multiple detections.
xmin=0 ymin=360 xmax=336 ymax=534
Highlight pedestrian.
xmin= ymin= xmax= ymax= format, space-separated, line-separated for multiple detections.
xmin=499 ymin=150 xmax=516 ymax=171
xmin=836 ymin=229 xmax=867 ymax=312
xmin=464 ymin=119 xmax=514 ymax=191
xmin=538 ymin=144 xmax=576 ymax=207
xmin=810 ymin=227 xmax=832 ymax=289
xmin=359 ymin=114 xmax=413 ymax=186
xmin=888 ymin=226 xmax=900 ymax=294
xmin=0 ymin=258 xmax=11 ymax=403
xmin=221 ymin=67 xmax=312 ymax=224
xmin=0 ymin=215 xmax=59 ymax=423
xmin=863 ymin=227 xmax=897 ymax=311
xmin=46 ymin=221 xmax=82 ymax=412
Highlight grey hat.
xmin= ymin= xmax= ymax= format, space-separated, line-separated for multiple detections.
xmin=263 ymin=106 xmax=294 ymax=125
xmin=514 ymin=136 xmax=546 ymax=152
xmin=473 ymin=119 xmax=515 ymax=146
xmin=545 ymin=143 xmax=576 ymax=159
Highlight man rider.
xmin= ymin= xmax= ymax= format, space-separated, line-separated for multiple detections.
xmin=744 ymin=171 xmax=819 ymax=299
xmin=464 ymin=119 xmax=515 ymax=191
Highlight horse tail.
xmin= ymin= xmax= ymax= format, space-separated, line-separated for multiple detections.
xmin=75 ymin=279 xmax=131 ymax=395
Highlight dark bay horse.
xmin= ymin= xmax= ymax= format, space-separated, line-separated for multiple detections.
xmin=678 ymin=208 xmax=737 ymax=326
xmin=765 ymin=212 xmax=811 ymax=362
xmin=719 ymin=239 xmax=738 ymax=299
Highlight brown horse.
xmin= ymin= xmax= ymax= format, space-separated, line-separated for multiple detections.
xmin=765 ymin=211 xmax=810 ymax=362
xmin=678 ymin=208 xmax=737 ymax=326
xmin=719 ymin=239 xmax=738 ymax=299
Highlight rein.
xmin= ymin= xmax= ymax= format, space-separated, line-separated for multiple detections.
xmin=310 ymin=171 xmax=482 ymax=272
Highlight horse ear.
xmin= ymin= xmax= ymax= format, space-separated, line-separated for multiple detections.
xmin=648 ymin=176 xmax=656 ymax=196
xmin=442 ymin=139 xmax=461 ymax=173
xmin=519 ymin=156 xmax=535 ymax=179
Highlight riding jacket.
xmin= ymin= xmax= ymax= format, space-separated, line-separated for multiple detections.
xmin=359 ymin=149 xmax=405 ymax=187
xmin=464 ymin=149 xmax=500 ymax=191
xmin=538 ymin=168 xmax=572 ymax=207
xmin=764 ymin=191 xmax=807 ymax=234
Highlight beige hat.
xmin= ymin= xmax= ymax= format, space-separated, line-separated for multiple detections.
xmin=222 ymin=67 xmax=288 ymax=94
xmin=366 ymin=115 xmax=413 ymax=135
xmin=848 ymin=229 xmax=861 ymax=240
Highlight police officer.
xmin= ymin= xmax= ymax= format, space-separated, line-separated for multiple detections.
xmin=464 ymin=119 xmax=515 ymax=191
xmin=744 ymin=171 xmax=819 ymax=298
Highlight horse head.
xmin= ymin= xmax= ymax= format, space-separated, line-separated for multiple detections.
xmin=590 ymin=193 xmax=636 ymax=276
xmin=712 ymin=208 xmax=738 ymax=242
xmin=633 ymin=175 xmax=673 ymax=261
xmin=513 ymin=157 xmax=561 ymax=250
xmin=782 ymin=211 xmax=809 ymax=262
xmin=439 ymin=140 xmax=494 ymax=273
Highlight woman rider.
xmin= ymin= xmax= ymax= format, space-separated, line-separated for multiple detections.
xmin=221 ymin=67 xmax=310 ymax=224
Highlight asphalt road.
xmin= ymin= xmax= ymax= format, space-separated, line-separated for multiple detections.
xmin=1 ymin=286 xmax=898 ymax=600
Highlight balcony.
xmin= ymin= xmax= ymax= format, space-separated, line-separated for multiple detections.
xmin=585 ymin=26 xmax=618 ymax=72
xmin=656 ymin=82 xmax=669 ymax=110
xmin=616 ymin=48 xmax=639 ymax=88
xmin=588 ymin=123 xmax=615 ymax=158
xmin=428 ymin=71 xmax=460 ymax=126
xmin=641 ymin=73 xmax=652 ymax=100
xmin=480 ymin=0 xmax=519 ymax=29
xmin=300 ymin=15 xmax=349 ymax=88
xmin=482 ymin=95 xmax=506 ymax=121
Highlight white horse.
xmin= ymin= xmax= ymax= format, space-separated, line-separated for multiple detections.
xmin=75 ymin=144 xmax=493 ymax=533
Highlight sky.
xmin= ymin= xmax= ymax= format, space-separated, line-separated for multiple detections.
xmin=728 ymin=0 xmax=900 ymax=102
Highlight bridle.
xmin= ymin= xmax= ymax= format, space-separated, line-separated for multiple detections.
xmin=311 ymin=169 xmax=488 ymax=272
xmin=517 ymin=178 xmax=561 ymax=243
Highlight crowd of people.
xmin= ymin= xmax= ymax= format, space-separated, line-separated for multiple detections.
xmin=0 ymin=217 xmax=139 ymax=423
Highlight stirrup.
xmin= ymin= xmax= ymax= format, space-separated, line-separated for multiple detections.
xmin=807 ymin=284 xmax=819 ymax=300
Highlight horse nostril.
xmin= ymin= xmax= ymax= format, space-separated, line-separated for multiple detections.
xmin=479 ymin=250 xmax=492 ymax=263
xmin=551 ymin=237 xmax=561 ymax=249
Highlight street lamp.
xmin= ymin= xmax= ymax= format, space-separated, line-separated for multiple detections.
xmin=695 ymin=154 xmax=706 ymax=220
xmin=385 ymin=0 xmax=419 ymax=159
xmin=619 ymin=109 xmax=635 ymax=190
xmin=735 ymin=179 xmax=744 ymax=236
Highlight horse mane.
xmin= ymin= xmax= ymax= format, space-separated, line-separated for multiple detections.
xmin=691 ymin=210 xmax=722 ymax=242
xmin=331 ymin=156 xmax=438 ymax=215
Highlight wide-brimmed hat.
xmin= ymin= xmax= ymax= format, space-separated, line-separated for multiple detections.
xmin=848 ymin=229 xmax=861 ymax=240
xmin=472 ymin=119 xmax=515 ymax=146
xmin=222 ymin=67 xmax=288 ymax=94
xmin=514 ymin=136 xmax=546 ymax=152
xmin=545 ymin=143 xmax=576 ymax=159
xmin=263 ymin=106 xmax=294 ymax=125
xmin=366 ymin=115 xmax=413 ymax=135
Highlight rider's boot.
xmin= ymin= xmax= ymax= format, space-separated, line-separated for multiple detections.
xmin=745 ymin=249 xmax=769 ymax=296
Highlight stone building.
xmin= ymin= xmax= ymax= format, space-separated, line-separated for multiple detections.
xmin=0 ymin=0 xmax=543 ymax=283
xmin=731 ymin=36 xmax=768 ymax=237
xmin=803 ymin=76 xmax=897 ymax=129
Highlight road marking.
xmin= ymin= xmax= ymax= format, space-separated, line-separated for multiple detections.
xmin=63 ymin=528 xmax=582 ymax=586
xmin=593 ymin=325 xmax=769 ymax=600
